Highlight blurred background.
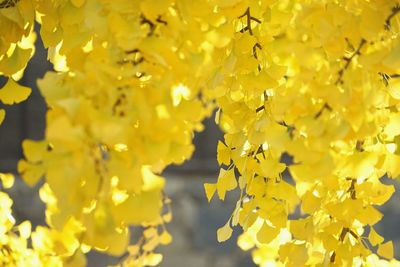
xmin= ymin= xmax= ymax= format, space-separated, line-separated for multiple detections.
xmin=0 ymin=27 xmax=399 ymax=266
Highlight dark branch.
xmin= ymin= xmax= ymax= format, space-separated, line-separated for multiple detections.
xmin=252 ymin=43 xmax=262 ymax=59
xmin=238 ymin=8 xmax=261 ymax=35
xmin=347 ymin=179 xmax=357 ymax=200
xmin=385 ymin=4 xmax=400 ymax=30
xmin=277 ymin=121 xmax=295 ymax=139
xmin=330 ymin=228 xmax=349 ymax=263
xmin=314 ymin=103 xmax=332 ymax=119
xmin=256 ymin=105 xmax=265 ymax=113
xmin=356 ymin=140 xmax=364 ymax=152
xmin=335 ymin=39 xmax=366 ymax=85
xmin=0 ymin=0 xmax=19 ymax=9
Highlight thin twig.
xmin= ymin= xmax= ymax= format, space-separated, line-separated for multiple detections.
xmin=335 ymin=39 xmax=366 ymax=85
xmin=385 ymin=4 xmax=400 ymax=30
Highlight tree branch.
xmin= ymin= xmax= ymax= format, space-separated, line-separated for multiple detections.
xmin=238 ymin=8 xmax=262 ymax=35
xmin=385 ymin=4 xmax=400 ymax=30
xmin=0 ymin=0 xmax=19 ymax=9
xmin=335 ymin=39 xmax=366 ymax=85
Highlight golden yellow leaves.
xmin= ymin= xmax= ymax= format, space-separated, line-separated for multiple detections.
xmin=378 ymin=241 xmax=394 ymax=259
xmin=0 ymin=26 xmax=34 ymax=125
xmin=279 ymin=243 xmax=308 ymax=267
xmin=217 ymin=168 xmax=238 ymax=200
xmin=21 ymin=139 xmax=47 ymax=163
xmin=289 ymin=217 xmax=313 ymax=242
xmin=0 ymin=190 xmax=69 ymax=266
xmin=204 ymin=183 xmax=217 ymax=202
xmin=210 ymin=0 xmax=400 ymax=265
xmin=0 ymin=172 xmax=14 ymax=188
xmin=0 ymin=0 xmax=399 ymax=266
xmin=217 ymin=220 xmax=233 ymax=242
xmin=369 ymin=227 xmax=384 ymax=247
xmin=256 ymin=221 xmax=280 ymax=244
xmin=18 ymin=140 xmax=47 ymax=186
xmin=0 ymin=78 xmax=31 ymax=104
xmin=0 ymin=45 xmax=32 ymax=75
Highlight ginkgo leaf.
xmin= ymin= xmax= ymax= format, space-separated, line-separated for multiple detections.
xmin=356 ymin=205 xmax=383 ymax=226
xmin=325 ymin=198 xmax=363 ymax=226
xmin=377 ymin=241 xmax=394 ymax=259
xmin=17 ymin=160 xmax=45 ymax=187
xmin=256 ymin=221 xmax=280 ymax=244
xmin=217 ymin=141 xmax=231 ymax=166
xmin=290 ymin=217 xmax=313 ymax=241
xmin=0 ymin=173 xmax=14 ymax=189
xmin=278 ymin=243 xmax=308 ymax=266
xmin=259 ymin=156 xmax=286 ymax=179
xmin=301 ymin=190 xmax=321 ymax=214
xmin=217 ymin=220 xmax=233 ymax=242
xmin=369 ymin=227 xmax=384 ymax=246
xmin=22 ymin=140 xmax=47 ymax=163
xmin=0 ymin=78 xmax=31 ymax=105
xmin=18 ymin=221 xmax=31 ymax=239
xmin=0 ymin=46 xmax=33 ymax=76
xmin=204 ymin=183 xmax=217 ymax=202
xmin=143 ymin=253 xmax=163 ymax=266
xmin=339 ymin=152 xmax=378 ymax=179
xmin=159 ymin=231 xmax=172 ymax=245
xmin=217 ymin=168 xmax=238 ymax=200
xmin=383 ymin=153 xmax=400 ymax=178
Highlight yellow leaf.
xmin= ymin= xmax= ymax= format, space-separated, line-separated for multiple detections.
xmin=18 ymin=221 xmax=31 ymax=239
xmin=0 ymin=46 xmax=33 ymax=76
xmin=377 ymin=241 xmax=394 ymax=259
xmin=217 ymin=141 xmax=231 ymax=166
xmin=357 ymin=205 xmax=383 ymax=226
xmin=217 ymin=220 xmax=233 ymax=242
xmin=0 ymin=78 xmax=31 ymax=105
xmin=217 ymin=168 xmax=238 ymax=200
xmin=22 ymin=140 xmax=47 ymax=163
xmin=301 ymin=190 xmax=321 ymax=214
xmin=369 ymin=227 xmax=384 ymax=246
xmin=321 ymin=233 xmax=339 ymax=251
xmin=256 ymin=221 xmax=280 ymax=244
xmin=112 ymin=190 xmax=163 ymax=225
xmin=17 ymin=160 xmax=45 ymax=186
xmin=259 ymin=156 xmax=286 ymax=179
xmin=383 ymin=153 xmax=400 ymax=178
xmin=339 ymin=152 xmax=378 ymax=179
xmin=143 ymin=253 xmax=163 ymax=266
xmin=0 ymin=173 xmax=14 ymax=189
xmin=278 ymin=242 xmax=308 ymax=266
xmin=290 ymin=217 xmax=314 ymax=241
xmin=325 ymin=199 xmax=363 ymax=226
xmin=162 ymin=212 xmax=172 ymax=223
xmin=159 ymin=231 xmax=172 ymax=245
xmin=204 ymin=183 xmax=217 ymax=202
